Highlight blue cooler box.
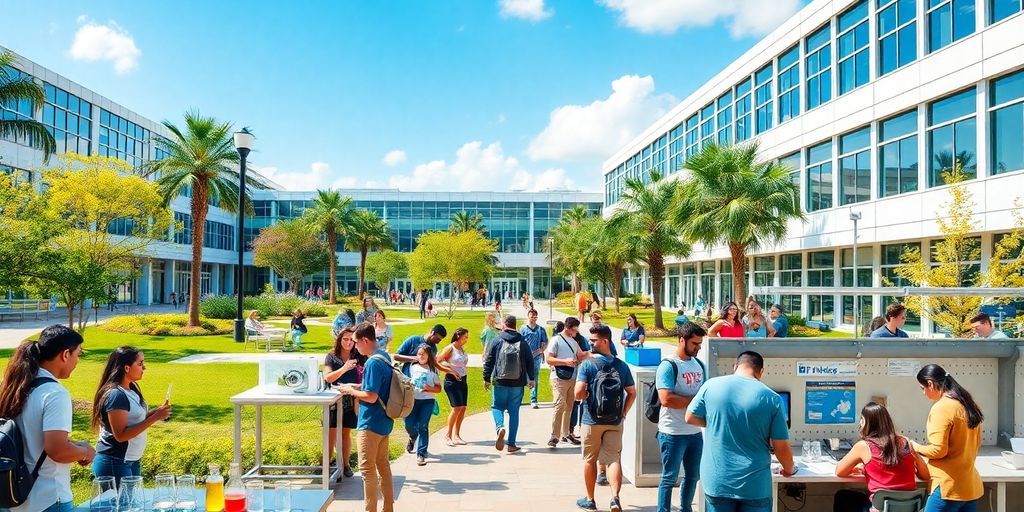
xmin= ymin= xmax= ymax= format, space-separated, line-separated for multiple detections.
xmin=624 ymin=347 xmax=661 ymax=366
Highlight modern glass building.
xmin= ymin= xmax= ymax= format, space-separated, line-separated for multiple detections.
xmin=602 ymin=0 xmax=1024 ymax=335
xmin=1 ymin=47 xmax=601 ymax=304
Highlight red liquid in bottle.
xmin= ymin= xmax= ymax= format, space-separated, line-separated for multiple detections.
xmin=224 ymin=494 xmax=246 ymax=512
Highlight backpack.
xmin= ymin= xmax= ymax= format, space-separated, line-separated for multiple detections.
xmin=644 ymin=358 xmax=706 ymax=423
xmin=587 ymin=358 xmax=625 ymax=425
xmin=0 ymin=376 xmax=56 ymax=508
xmin=370 ymin=355 xmax=414 ymax=419
xmin=493 ymin=339 xmax=522 ymax=381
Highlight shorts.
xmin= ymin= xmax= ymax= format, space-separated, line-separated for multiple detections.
xmin=444 ymin=373 xmax=469 ymax=407
xmin=581 ymin=423 xmax=623 ymax=465
xmin=329 ymin=401 xmax=357 ymax=429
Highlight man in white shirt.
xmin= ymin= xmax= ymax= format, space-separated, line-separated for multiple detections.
xmin=971 ymin=312 xmax=1009 ymax=339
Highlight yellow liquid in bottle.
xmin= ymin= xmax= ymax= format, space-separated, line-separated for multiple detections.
xmin=205 ymin=480 xmax=225 ymax=512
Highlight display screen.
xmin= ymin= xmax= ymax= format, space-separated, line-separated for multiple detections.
xmin=777 ymin=391 xmax=791 ymax=429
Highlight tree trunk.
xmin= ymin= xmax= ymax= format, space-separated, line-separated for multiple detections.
xmin=327 ymin=230 xmax=337 ymax=304
xmin=358 ymin=247 xmax=367 ymax=301
xmin=729 ymin=242 xmax=748 ymax=313
xmin=650 ymin=253 xmax=666 ymax=330
xmin=612 ymin=267 xmax=623 ymax=314
xmin=188 ymin=183 xmax=209 ymax=327
xmin=78 ymin=302 xmax=85 ymax=331
xmin=67 ymin=300 xmax=75 ymax=330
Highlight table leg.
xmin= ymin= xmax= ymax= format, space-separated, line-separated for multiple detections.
xmin=771 ymin=481 xmax=778 ymax=512
xmin=997 ymin=482 xmax=1006 ymax=512
xmin=233 ymin=404 xmax=242 ymax=466
xmin=255 ymin=405 xmax=263 ymax=473
xmin=335 ymin=407 xmax=343 ymax=481
xmin=322 ymin=405 xmax=331 ymax=490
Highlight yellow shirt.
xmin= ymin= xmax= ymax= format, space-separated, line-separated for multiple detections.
xmin=914 ymin=396 xmax=983 ymax=501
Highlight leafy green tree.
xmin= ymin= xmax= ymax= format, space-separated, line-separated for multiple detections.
xmin=302 ymin=190 xmax=353 ymax=304
xmin=0 ymin=50 xmax=56 ymax=159
xmin=142 ymin=112 xmax=265 ymax=326
xmin=609 ymin=171 xmax=690 ymax=330
xmin=0 ymin=174 xmax=56 ymax=292
xmin=549 ymin=205 xmax=593 ymax=293
xmin=675 ymin=142 xmax=803 ymax=311
xmin=346 ymin=209 xmax=393 ymax=300
xmin=408 ymin=230 xmax=497 ymax=318
xmin=252 ymin=219 xmax=330 ymax=293
xmin=597 ymin=219 xmax=639 ymax=313
xmin=366 ymin=250 xmax=409 ymax=292
xmin=449 ymin=210 xmax=485 ymax=234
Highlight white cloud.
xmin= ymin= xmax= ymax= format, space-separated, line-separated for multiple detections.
xmin=388 ymin=141 xmax=575 ymax=192
xmin=526 ymin=74 xmax=676 ymax=162
xmin=382 ymin=150 xmax=407 ymax=167
xmin=257 ymin=161 xmax=365 ymax=192
xmin=68 ymin=17 xmax=141 ymax=74
xmin=499 ymin=0 xmax=553 ymax=21
xmin=599 ymin=0 xmax=801 ymax=38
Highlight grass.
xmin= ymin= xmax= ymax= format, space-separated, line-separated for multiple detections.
xmin=1 ymin=306 xmax=551 ymax=502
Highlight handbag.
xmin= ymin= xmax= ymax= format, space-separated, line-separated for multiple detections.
xmin=554 ymin=335 xmax=577 ymax=381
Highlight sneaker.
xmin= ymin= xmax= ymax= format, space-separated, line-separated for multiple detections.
xmin=562 ymin=434 xmax=582 ymax=446
xmin=576 ymin=497 xmax=597 ymax=511
xmin=495 ymin=428 xmax=506 ymax=451
xmin=416 ymin=456 xmax=426 ymax=466
xmin=609 ymin=497 xmax=622 ymax=512
xmin=343 ymin=466 xmax=354 ymax=478
xmin=547 ymin=436 xmax=559 ymax=448
xmin=507 ymin=445 xmax=522 ymax=454
xmin=406 ymin=439 xmax=415 ymax=454
xmin=596 ymin=471 xmax=609 ymax=486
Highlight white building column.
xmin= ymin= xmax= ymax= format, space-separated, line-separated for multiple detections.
xmin=138 ymin=259 xmax=152 ymax=306
xmin=224 ymin=264 xmax=235 ymax=296
xmin=164 ymin=260 xmax=176 ymax=301
xmin=210 ymin=263 xmax=221 ymax=295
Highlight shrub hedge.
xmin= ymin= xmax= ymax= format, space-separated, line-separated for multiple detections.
xmin=200 ymin=293 xmax=328 ymax=319
xmin=101 ymin=315 xmax=233 ymax=336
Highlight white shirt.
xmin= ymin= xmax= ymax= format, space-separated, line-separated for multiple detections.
xmin=986 ymin=329 xmax=1009 ymax=339
xmin=656 ymin=357 xmax=705 ymax=435
xmin=545 ymin=334 xmax=582 ymax=379
xmin=13 ymin=368 xmax=73 ymax=511
xmin=409 ymin=364 xmax=439 ymax=401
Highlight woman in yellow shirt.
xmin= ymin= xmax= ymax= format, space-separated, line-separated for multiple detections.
xmin=912 ymin=364 xmax=984 ymax=512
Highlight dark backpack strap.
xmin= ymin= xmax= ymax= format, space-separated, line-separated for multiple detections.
xmin=695 ymin=357 xmax=706 ymax=381
xmin=668 ymin=360 xmax=679 ymax=386
xmin=28 ymin=376 xmax=57 ymax=477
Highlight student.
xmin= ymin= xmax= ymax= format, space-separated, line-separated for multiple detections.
xmin=374 ymin=310 xmax=394 ymax=351
xmin=656 ymin=324 xmax=708 ymax=512
xmin=337 ymin=323 xmax=394 ymax=512
xmin=355 ymin=297 xmax=380 ymax=324
xmin=169 ymin=292 xmax=177 ymax=309
xmin=482 ymin=315 xmax=536 ymax=454
xmin=438 ymin=328 xmax=470 ymax=446
xmin=834 ymin=402 xmax=930 ymax=512
xmin=290 ymin=309 xmax=308 ymax=349
xmin=743 ymin=301 xmax=775 ymax=338
xmin=769 ymin=304 xmax=789 ymax=338
xmin=405 ymin=345 xmax=441 ymax=466
xmin=520 ymin=309 xmax=549 ymax=409
xmin=562 ymin=317 xmax=591 ymax=445
xmin=91 ymin=347 xmax=172 ymax=484
xmin=694 ymin=295 xmax=706 ymax=317
xmin=864 ymin=316 xmax=886 ymax=337
xmin=707 ymin=302 xmax=744 ymax=338
xmin=394 ymin=325 xmax=447 ymax=376
xmin=244 ymin=310 xmax=267 ymax=334
xmin=970 ymin=313 xmax=1008 ymax=339
xmin=324 ymin=326 xmax=364 ymax=480
xmin=481 ymin=312 xmax=500 ymax=351
xmin=674 ymin=309 xmax=690 ymax=330
xmin=620 ymin=313 xmax=646 ymax=348
xmin=0 ymin=325 xmax=94 ymax=512
xmin=912 ymin=364 xmax=984 ymax=512
xmin=577 ymin=291 xmax=589 ymax=319
xmin=332 ymin=308 xmax=356 ymax=339
xmin=590 ymin=312 xmax=618 ymax=357
xmin=871 ymin=304 xmax=910 ymax=338
xmin=574 ymin=325 xmax=637 ymax=512
xmin=546 ymin=316 xmax=583 ymax=448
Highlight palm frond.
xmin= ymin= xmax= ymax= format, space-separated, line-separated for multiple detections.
xmin=0 ymin=119 xmax=56 ymax=159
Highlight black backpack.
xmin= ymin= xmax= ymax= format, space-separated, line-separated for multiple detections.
xmin=587 ymin=358 xmax=625 ymax=425
xmin=0 ymin=376 xmax=56 ymax=508
xmin=644 ymin=358 xmax=706 ymax=423
xmin=494 ymin=339 xmax=522 ymax=381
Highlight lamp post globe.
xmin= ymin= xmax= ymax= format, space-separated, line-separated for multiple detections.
xmin=233 ymin=128 xmax=254 ymax=343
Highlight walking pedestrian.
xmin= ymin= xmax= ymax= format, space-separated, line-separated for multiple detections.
xmin=290 ymin=309 xmax=308 ymax=349
xmin=393 ymin=325 xmax=447 ymax=376
xmin=482 ymin=315 xmax=536 ymax=454
xmin=169 ymin=292 xmax=177 ymax=309
xmin=520 ymin=309 xmax=549 ymax=409
xmin=546 ymin=317 xmax=584 ymax=448
xmin=438 ymin=328 xmax=470 ymax=446
xmin=405 ymin=344 xmax=441 ymax=466
xmin=481 ymin=312 xmax=500 ymax=352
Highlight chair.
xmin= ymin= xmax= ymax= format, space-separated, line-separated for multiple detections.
xmin=871 ymin=490 xmax=925 ymax=512
xmin=245 ymin=329 xmax=272 ymax=351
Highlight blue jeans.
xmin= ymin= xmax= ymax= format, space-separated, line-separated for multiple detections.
xmin=704 ymin=495 xmax=772 ymax=512
xmin=404 ymin=398 xmax=435 ymax=457
xmin=42 ymin=501 xmax=74 ymax=512
xmin=529 ymin=355 xmax=543 ymax=403
xmin=291 ymin=330 xmax=304 ymax=346
xmin=924 ymin=487 xmax=978 ymax=512
xmin=657 ymin=432 xmax=703 ymax=512
xmin=571 ymin=400 xmax=582 ymax=431
xmin=91 ymin=452 xmax=141 ymax=485
xmin=491 ymin=384 xmax=524 ymax=447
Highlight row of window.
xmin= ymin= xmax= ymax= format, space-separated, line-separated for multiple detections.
xmin=100 ymin=109 xmax=151 ymax=167
xmin=605 ymin=0 xmax=1024 ymax=206
xmin=42 ymin=84 xmax=92 ymax=157
xmin=255 ymin=199 xmax=601 ymax=222
xmin=1 ymin=66 xmax=35 ymax=148
xmin=172 ymin=212 xmax=235 ymax=251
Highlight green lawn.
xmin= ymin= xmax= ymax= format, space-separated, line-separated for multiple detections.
xmin=1 ymin=307 xmax=551 ymax=501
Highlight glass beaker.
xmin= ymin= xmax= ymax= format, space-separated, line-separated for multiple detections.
xmin=245 ymin=480 xmax=264 ymax=512
xmin=90 ymin=475 xmax=116 ymax=512
xmin=152 ymin=473 xmax=176 ymax=512
xmin=117 ymin=475 xmax=145 ymax=512
xmin=175 ymin=474 xmax=198 ymax=512
xmin=274 ymin=481 xmax=292 ymax=512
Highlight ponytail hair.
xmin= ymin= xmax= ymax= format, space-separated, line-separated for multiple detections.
xmin=917 ymin=364 xmax=984 ymax=429
xmin=0 ymin=325 xmax=83 ymax=419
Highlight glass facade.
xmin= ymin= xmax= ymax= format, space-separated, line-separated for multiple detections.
xmin=990 ymin=69 xmax=1024 ymax=175
xmin=992 ymin=0 xmax=1023 ymax=22
xmin=0 ymin=66 xmax=34 ymax=148
xmin=755 ymin=63 xmax=774 ymax=134
xmin=777 ymin=46 xmax=800 ymax=123
xmin=43 ymin=84 xmax=91 ymax=156
xmin=173 ymin=212 xmax=235 ymax=251
xmin=735 ymin=78 xmax=753 ymax=142
xmin=839 ymin=126 xmax=872 ymax=204
xmin=717 ymin=90 xmax=734 ymax=144
xmin=807 ymin=140 xmax=834 ymax=212
xmin=927 ymin=88 xmax=977 ymax=186
xmin=100 ymin=109 xmax=150 ymax=167
xmin=927 ymin=0 xmax=976 ymax=53
xmin=879 ymin=110 xmax=920 ymax=196
xmin=805 ymin=24 xmax=833 ymax=110
xmin=878 ymin=0 xmax=918 ymax=75
xmin=837 ymin=0 xmax=871 ymax=95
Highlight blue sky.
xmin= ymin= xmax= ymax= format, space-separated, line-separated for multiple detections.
xmin=2 ymin=0 xmax=806 ymax=192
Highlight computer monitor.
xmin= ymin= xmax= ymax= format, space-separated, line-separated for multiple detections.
xmin=776 ymin=391 xmax=791 ymax=429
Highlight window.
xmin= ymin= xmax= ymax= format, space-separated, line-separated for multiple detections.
xmin=842 ymin=295 xmax=874 ymax=326
xmin=42 ymin=84 xmax=92 ymax=156
xmin=839 ymin=127 xmax=871 ymax=204
xmin=878 ymin=0 xmax=918 ymax=75
xmin=684 ymin=114 xmax=699 ymax=157
xmin=990 ymin=69 xmax=1024 ymax=175
xmin=0 ymin=164 xmax=32 ymax=184
xmin=669 ymin=122 xmax=685 ymax=173
xmin=755 ymin=63 xmax=774 ymax=134
xmin=809 ymin=295 xmax=836 ymax=324
xmin=807 ymin=140 xmax=834 ymax=212
xmin=753 ymin=256 xmax=775 ymax=306
xmin=928 ymin=0 xmax=975 ymax=53
xmin=927 ymin=88 xmax=977 ymax=186
xmin=780 ymin=152 xmax=801 ymax=187
xmin=699 ymin=261 xmax=716 ymax=304
xmin=780 ymin=253 xmax=802 ymax=287
xmin=808 ymin=250 xmax=836 ymax=286
xmin=991 ymin=0 xmax=1023 ymax=23
xmin=700 ymin=103 xmax=716 ymax=148
xmin=929 ymin=237 xmax=981 ymax=284
xmin=805 ymin=24 xmax=832 ymax=110
xmin=838 ymin=0 xmax=870 ymax=95
xmin=0 ymin=66 xmax=35 ymax=148
xmin=100 ymin=109 xmax=150 ymax=167
xmin=879 ymin=110 xmax=920 ymax=196
xmin=777 ymin=46 xmax=800 ymax=123
xmin=881 ymin=243 xmax=920 ymax=287
xmin=735 ymin=78 xmax=753 ymax=142
xmin=717 ymin=91 xmax=734 ymax=144
xmin=781 ymin=295 xmax=802 ymax=316
xmin=719 ymin=260 xmax=733 ymax=307
xmin=841 ymin=247 xmax=874 ymax=286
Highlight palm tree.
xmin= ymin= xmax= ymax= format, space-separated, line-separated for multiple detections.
xmin=346 ymin=209 xmax=393 ymax=301
xmin=302 ymin=190 xmax=354 ymax=304
xmin=608 ymin=171 xmax=690 ymax=330
xmin=449 ymin=210 xmax=484 ymax=234
xmin=0 ymin=51 xmax=56 ymax=159
xmin=550 ymin=205 xmax=593 ymax=293
xmin=600 ymin=220 xmax=639 ymax=313
xmin=143 ymin=111 xmax=266 ymax=327
xmin=674 ymin=142 xmax=804 ymax=310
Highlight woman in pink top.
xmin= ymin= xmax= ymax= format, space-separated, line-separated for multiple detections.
xmin=707 ymin=301 xmax=744 ymax=337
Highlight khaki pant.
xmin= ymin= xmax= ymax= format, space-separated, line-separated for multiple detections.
xmin=357 ymin=429 xmax=394 ymax=512
xmin=581 ymin=423 xmax=623 ymax=465
xmin=551 ymin=376 xmax=576 ymax=438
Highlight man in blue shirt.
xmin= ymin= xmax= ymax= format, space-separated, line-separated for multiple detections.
xmin=870 ymin=303 xmax=910 ymax=338
xmin=520 ymin=309 xmax=549 ymax=408
xmin=574 ymin=325 xmax=636 ymax=512
xmin=769 ymin=304 xmax=789 ymax=338
xmin=393 ymin=324 xmax=447 ymax=376
xmin=685 ymin=351 xmax=795 ymax=512
xmin=337 ymin=323 xmax=395 ymax=512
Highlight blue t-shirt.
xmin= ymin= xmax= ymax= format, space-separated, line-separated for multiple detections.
xmin=772 ymin=316 xmax=789 ymax=338
xmin=519 ymin=324 xmax=549 ymax=353
xmin=621 ymin=326 xmax=645 ymax=346
xmin=687 ymin=374 xmax=790 ymax=500
xmin=674 ymin=315 xmax=690 ymax=329
xmin=576 ymin=354 xmax=635 ymax=426
xmin=870 ymin=325 xmax=909 ymax=338
xmin=357 ymin=351 xmax=394 ymax=436
xmin=395 ymin=335 xmax=436 ymax=376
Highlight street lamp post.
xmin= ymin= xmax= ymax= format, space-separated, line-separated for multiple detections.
xmin=232 ymin=128 xmax=255 ymax=343
xmin=548 ymin=238 xmax=554 ymax=320
xmin=849 ymin=210 xmax=862 ymax=338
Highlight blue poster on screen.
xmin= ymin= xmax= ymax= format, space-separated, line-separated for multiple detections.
xmin=805 ymin=381 xmax=856 ymax=424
